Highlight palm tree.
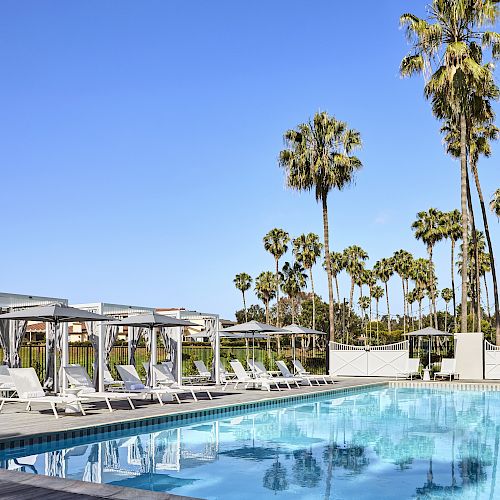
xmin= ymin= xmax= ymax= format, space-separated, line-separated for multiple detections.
xmin=406 ymin=289 xmax=416 ymax=331
xmin=327 ymin=251 xmax=344 ymax=303
xmin=412 ymin=208 xmax=445 ymax=329
xmin=441 ymin=288 xmax=453 ymax=333
xmin=371 ymin=285 xmax=384 ymax=343
xmin=279 ymin=111 xmax=362 ymax=341
xmin=358 ymin=296 xmax=371 ymax=343
xmin=491 ymin=189 xmax=500 ymax=219
xmin=399 ymin=0 xmax=500 ymax=333
xmin=255 ymin=271 xmax=277 ymax=324
xmin=293 ymin=233 xmax=323 ymax=329
xmin=441 ymin=210 xmax=462 ymax=329
xmin=233 ymin=273 xmax=252 ymax=322
xmin=443 ymin=120 xmax=500 ymax=340
xmin=411 ymin=258 xmax=433 ymax=329
xmin=343 ymin=245 xmax=369 ymax=316
xmin=263 ymin=228 xmax=290 ymax=327
xmin=373 ymin=258 xmax=394 ymax=333
xmin=393 ymin=250 xmax=413 ymax=335
xmin=364 ymin=269 xmax=376 ymax=342
xmin=281 ymin=261 xmax=308 ymax=324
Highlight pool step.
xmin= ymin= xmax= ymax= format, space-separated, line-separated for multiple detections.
xmin=390 ymin=380 xmax=500 ymax=391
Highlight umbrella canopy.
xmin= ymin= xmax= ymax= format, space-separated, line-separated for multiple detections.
xmin=282 ymin=324 xmax=327 ymax=335
xmin=407 ymin=327 xmax=452 ymax=337
xmin=0 ymin=304 xmax=111 ymax=323
xmin=221 ymin=320 xmax=286 ymax=334
xmin=220 ymin=332 xmax=268 ymax=339
xmin=108 ymin=312 xmax=197 ymax=328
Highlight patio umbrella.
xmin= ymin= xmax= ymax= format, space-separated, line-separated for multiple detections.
xmin=407 ymin=327 xmax=452 ymax=368
xmin=109 ymin=313 xmax=198 ymax=385
xmin=282 ymin=324 xmax=327 ymax=362
xmin=221 ymin=321 xmax=286 ymax=371
xmin=0 ymin=305 xmax=112 ymax=392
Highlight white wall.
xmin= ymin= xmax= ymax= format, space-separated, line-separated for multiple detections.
xmin=455 ymin=332 xmax=483 ymax=380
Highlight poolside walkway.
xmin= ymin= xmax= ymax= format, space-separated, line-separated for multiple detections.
xmin=0 ymin=378 xmax=386 ymax=444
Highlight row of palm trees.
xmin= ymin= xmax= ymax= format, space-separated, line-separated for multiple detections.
xmin=233 ymin=1 xmax=500 ymax=344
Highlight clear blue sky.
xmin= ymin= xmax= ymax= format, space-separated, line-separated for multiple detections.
xmin=1 ymin=1 xmax=498 ymax=319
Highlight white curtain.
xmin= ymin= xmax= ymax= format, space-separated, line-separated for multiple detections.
xmin=86 ymin=322 xmax=120 ymax=387
xmin=206 ymin=318 xmax=218 ymax=382
xmin=0 ymin=319 xmax=27 ymax=367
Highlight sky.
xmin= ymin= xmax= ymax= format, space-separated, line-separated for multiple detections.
xmin=0 ymin=0 xmax=498 ymax=320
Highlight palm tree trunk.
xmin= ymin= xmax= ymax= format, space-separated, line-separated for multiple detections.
xmin=484 ymin=275 xmax=491 ymax=321
xmin=428 ymin=246 xmax=438 ymax=329
xmin=451 ymin=239 xmax=457 ymax=332
xmin=334 ymin=276 xmax=340 ymax=303
xmin=401 ymin=278 xmax=406 ymax=334
xmin=467 ymin=169 xmax=480 ymax=332
xmin=470 ymin=161 xmax=500 ymax=343
xmin=385 ymin=282 xmax=391 ymax=333
xmin=275 ymin=259 xmax=280 ymax=327
xmin=445 ymin=303 xmax=448 ymax=333
xmin=368 ymin=288 xmax=372 ymax=345
xmin=265 ymin=299 xmax=271 ymax=355
xmin=310 ymin=268 xmax=316 ymax=330
xmin=242 ymin=291 xmax=248 ymax=322
xmin=460 ymin=112 xmax=469 ymax=333
xmin=419 ymin=300 xmax=423 ymax=330
xmin=322 ymin=196 xmax=335 ymax=342
xmin=376 ymin=300 xmax=380 ymax=344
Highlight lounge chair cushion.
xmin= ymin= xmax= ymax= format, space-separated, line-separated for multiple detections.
xmin=21 ymin=390 xmax=45 ymax=399
xmin=125 ymin=382 xmax=145 ymax=391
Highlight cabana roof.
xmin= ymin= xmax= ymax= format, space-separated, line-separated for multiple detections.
xmin=0 ymin=291 xmax=68 ymax=311
xmin=71 ymin=302 xmax=155 ymax=318
xmin=406 ymin=327 xmax=453 ymax=337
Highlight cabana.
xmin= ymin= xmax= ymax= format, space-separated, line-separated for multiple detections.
xmin=406 ymin=327 xmax=454 ymax=370
xmin=0 ymin=291 xmax=68 ymax=389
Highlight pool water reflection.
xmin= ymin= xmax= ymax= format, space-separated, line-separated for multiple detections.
xmin=1 ymin=387 xmax=499 ymax=499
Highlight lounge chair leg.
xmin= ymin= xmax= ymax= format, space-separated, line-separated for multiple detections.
xmin=0 ymin=400 xmax=5 ymax=413
xmin=174 ymin=394 xmax=181 ymax=404
xmin=127 ymin=398 xmax=135 ymax=409
xmin=78 ymin=401 xmax=86 ymax=416
xmin=105 ymin=399 xmax=113 ymax=412
xmin=26 ymin=402 xmax=31 ymax=411
xmin=191 ymin=389 xmax=198 ymax=402
xmin=50 ymin=402 xmax=59 ymax=419
xmin=207 ymin=391 xmax=213 ymax=400
xmin=156 ymin=393 xmax=164 ymax=406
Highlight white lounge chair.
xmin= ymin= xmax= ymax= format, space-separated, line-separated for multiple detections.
xmin=152 ymin=364 xmax=214 ymax=401
xmin=275 ymin=360 xmax=323 ymax=386
xmin=64 ymin=365 xmax=141 ymax=411
xmin=0 ymin=368 xmax=86 ymax=418
xmin=116 ymin=365 xmax=185 ymax=405
xmin=224 ymin=360 xmax=274 ymax=392
xmin=103 ymin=366 xmax=125 ymax=389
xmin=251 ymin=361 xmax=300 ymax=389
xmin=434 ymin=358 xmax=459 ymax=381
xmin=292 ymin=359 xmax=335 ymax=384
xmin=193 ymin=360 xmax=211 ymax=381
xmin=396 ymin=358 xmax=421 ymax=380
xmin=0 ymin=365 xmax=16 ymax=395
xmin=219 ymin=361 xmax=236 ymax=381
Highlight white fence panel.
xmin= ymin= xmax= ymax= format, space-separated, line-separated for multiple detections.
xmin=330 ymin=341 xmax=409 ymax=377
xmin=485 ymin=341 xmax=500 ymax=380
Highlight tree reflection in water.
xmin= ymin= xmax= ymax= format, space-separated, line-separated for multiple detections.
xmin=263 ymin=456 xmax=288 ymax=493
xmin=292 ymin=448 xmax=322 ymax=488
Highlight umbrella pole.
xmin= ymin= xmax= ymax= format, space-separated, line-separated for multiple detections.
xmin=53 ymin=320 xmax=58 ymax=394
xmin=252 ymin=335 xmax=255 ymax=374
xmin=428 ymin=336 xmax=431 ymax=368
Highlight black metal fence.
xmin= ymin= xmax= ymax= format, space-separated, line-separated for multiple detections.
xmin=7 ymin=341 xmax=327 ymax=380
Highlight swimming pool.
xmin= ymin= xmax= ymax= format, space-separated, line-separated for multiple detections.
xmin=1 ymin=386 xmax=499 ymax=499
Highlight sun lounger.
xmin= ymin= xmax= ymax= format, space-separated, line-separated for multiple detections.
xmin=224 ymin=360 xmax=274 ymax=392
xmin=116 ymin=365 xmax=185 ymax=405
xmin=64 ymin=365 xmax=142 ymax=411
xmin=251 ymin=361 xmax=300 ymax=389
xmin=434 ymin=358 xmax=459 ymax=381
xmin=396 ymin=358 xmax=421 ymax=380
xmin=292 ymin=359 xmax=335 ymax=384
xmin=219 ymin=361 xmax=236 ymax=381
xmin=193 ymin=360 xmax=211 ymax=381
xmin=275 ymin=360 xmax=323 ymax=386
xmin=152 ymin=364 xmax=214 ymax=401
xmin=0 ymin=365 xmax=16 ymax=395
xmin=103 ymin=366 xmax=125 ymax=389
xmin=0 ymin=368 xmax=86 ymax=418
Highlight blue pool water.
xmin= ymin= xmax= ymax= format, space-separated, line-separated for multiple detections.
xmin=1 ymin=386 xmax=500 ymax=499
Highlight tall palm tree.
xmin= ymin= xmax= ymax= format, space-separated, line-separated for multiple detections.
xmin=441 ymin=288 xmax=453 ymax=333
xmin=443 ymin=120 xmax=500 ymax=340
xmin=263 ymin=228 xmax=290 ymax=327
xmin=373 ymin=258 xmax=394 ymax=333
xmin=441 ymin=209 xmax=462 ymax=329
xmin=293 ymin=233 xmax=323 ymax=329
xmin=371 ymin=285 xmax=384 ymax=343
xmin=327 ymin=251 xmax=344 ymax=303
xmin=411 ymin=258 xmax=433 ymax=330
xmin=279 ymin=111 xmax=362 ymax=341
xmin=399 ymin=0 xmax=500 ymax=333
xmin=255 ymin=271 xmax=277 ymax=324
xmin=406 ymin=289 xmax=417 ymax=331
xmin=343 ymin=245 xmax=369 ymax=315
xmin=364 ymin=269 xmax=376 ymax=342
xmin=393 ymin=249 xmax=413 ymax=335
xmin=233 ymin=273 xmax=252 ymax=322
xmin=491 ymin=189 xmax=500 ymax=219
xmin=281 ymin=261 xmax=308 ymax=324
xmin=358 ymin=296 xmax=371 ymax=343
xmin=412 ymin=208 xmax=445 ymax=328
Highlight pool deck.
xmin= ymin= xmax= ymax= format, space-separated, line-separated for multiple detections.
xmin=0 ymin=377 xmax=499 ymax=498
